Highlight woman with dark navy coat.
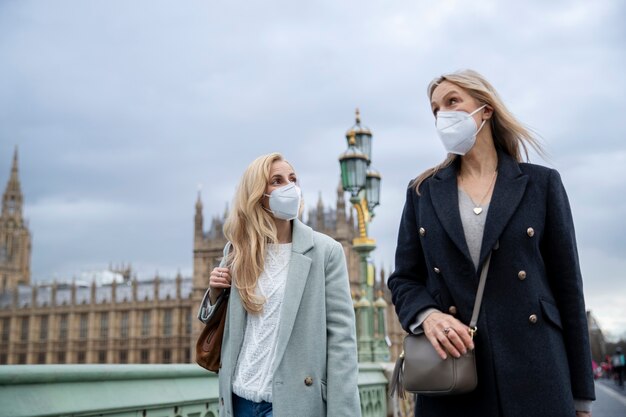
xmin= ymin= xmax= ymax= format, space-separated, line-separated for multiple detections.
xmin=388 ymin=69 xmax=595 ymax=417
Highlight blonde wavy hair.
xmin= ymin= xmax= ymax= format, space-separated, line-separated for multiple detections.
xmin=223 ymin=152 xmax=297 ymax=314
xmin=412 ymin=69 xmax=544 ymax=193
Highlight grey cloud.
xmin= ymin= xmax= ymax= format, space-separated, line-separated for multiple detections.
xmin=1 ymin=0 xmax=625 ymax=334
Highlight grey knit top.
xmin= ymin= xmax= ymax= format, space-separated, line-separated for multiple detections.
xmin=458 ymin=188 xmax=489 ymax=269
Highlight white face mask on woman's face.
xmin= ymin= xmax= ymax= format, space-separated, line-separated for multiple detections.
xmin=263 ymin=182 xmax=302 ymax=221
xmin=435 ymin=104 xmax=487 ymax=155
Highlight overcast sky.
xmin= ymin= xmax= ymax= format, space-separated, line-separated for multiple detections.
xmin=1 ymin=0 xmax=625 ymax=339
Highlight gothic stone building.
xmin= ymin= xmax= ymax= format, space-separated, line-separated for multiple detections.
xmin=0 ymin=150 xmax=403 ymax=364
xmin=0 ymin=150 xmax=196 ymax=365
xmin=0 ymin=149 xmax=31 ymax=293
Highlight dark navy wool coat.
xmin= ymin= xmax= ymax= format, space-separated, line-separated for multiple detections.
xmin=388 ymin=152 xmax=595 ymax=417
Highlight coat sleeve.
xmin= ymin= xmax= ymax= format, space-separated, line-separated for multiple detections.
xmin=196 ymin=242 xmax=231 ymax=324
xmin=542 ymin=169 xmax=595 ymax=400
xmin=387 ymin=184 xmax=440 ymax=331
xmin=324 ymin=241 xmax=361 ymax=416
xmin=197 ymin=289 xmax=227 ymax=324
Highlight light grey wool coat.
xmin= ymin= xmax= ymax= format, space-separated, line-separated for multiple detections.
xmin=197 ymin=219 xmax=361 ymax=417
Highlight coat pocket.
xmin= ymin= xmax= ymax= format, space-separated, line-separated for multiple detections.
xmin=539 ymin=298 xmax=563 ymax=330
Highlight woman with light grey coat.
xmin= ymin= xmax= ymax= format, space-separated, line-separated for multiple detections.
xmin=197 ymin=152 xmax=361 ymax=417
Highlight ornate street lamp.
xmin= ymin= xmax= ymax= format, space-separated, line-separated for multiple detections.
xmin=339 ymin=145 xmax=368 ymax=197
xmin=366 ymin=168 xmax=381 ymax=214
xmin=345 ymin=109 xmax=373 ymax=162
xmin=338 ymin=108 xmax=388 ymax=362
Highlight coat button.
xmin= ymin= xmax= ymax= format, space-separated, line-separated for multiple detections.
xmin=304 ymin=376 xmax=313 ymax=386
xmin=419 ymin=227 xmax=426 ymax=237
xmin=448 ymin=306 xmax=458 ymax=315
xmin=518 ymin=270 xmax=527 ymax=280
xmin=527 ymin=227 xmax=535 ymax=237
xmin=433 ymin=267 xmax=441 ymax=274
xmin=529 ymin=314 xmax=538 ymax=324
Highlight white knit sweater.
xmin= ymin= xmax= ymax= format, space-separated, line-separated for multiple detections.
xmin=232 ymin=243 xmax=291 ymax=403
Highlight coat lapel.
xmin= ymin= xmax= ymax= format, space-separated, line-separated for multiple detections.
xmin=272 ymin=219 xmax=313 ymax=372
xmin=219 ymin=242 xmax=246 ymax=376
xmin=478 ymin=152 xmax=528 ymax=267
xmin=429 ymin=163 xmax=473 ymax=263
xmin=228 ymin=284 xmax=247 ymax=373
xmin=429 ymin=152 xmax=529 ymax=272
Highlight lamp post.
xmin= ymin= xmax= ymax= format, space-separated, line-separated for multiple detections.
xmin=339 ymin=109 xmax=388 ymax=362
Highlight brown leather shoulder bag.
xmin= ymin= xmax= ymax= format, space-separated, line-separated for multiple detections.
xmin=195 ymin=242 xmax=232 ymax=373
xmin=196 ymin=289 xmax=229 ymax=372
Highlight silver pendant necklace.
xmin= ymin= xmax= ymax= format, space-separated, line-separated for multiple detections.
xmin=461 ymin=170 xmax=498 ymax=215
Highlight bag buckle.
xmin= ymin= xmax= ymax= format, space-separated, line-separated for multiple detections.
xmin=469 ymin=326 xmax=477 ymax=339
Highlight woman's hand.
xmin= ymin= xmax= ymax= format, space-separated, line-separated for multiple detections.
xmin=208 ymin=267 xmax=231 ymax=304
xmin=422 ymin=311 xmax=475 ymax=360
xmin=575 ymin=412 xmax=591 ymax=417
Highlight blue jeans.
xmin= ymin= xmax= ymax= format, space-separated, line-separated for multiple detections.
xmin=232 ymin=393 xmax=273 ymax=417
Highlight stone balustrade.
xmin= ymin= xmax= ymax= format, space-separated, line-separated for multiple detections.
xmin=0 ymin=363 xmax=388 ymax=417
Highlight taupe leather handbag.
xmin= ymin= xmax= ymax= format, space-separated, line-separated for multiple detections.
xmin=389 ymin=253 xmax=492 ymax=397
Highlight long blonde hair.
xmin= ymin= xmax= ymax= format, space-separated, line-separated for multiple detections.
xmin=412 ymin=69 xmax=544 ymax=193
xmin=223 ymin=152 xmax=293 ymax=314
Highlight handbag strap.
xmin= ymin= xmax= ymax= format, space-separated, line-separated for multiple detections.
xmin=468 ymin=251 xmax=492 ymax=335
xmin=208 ymin=242 xmax=233 ymax=302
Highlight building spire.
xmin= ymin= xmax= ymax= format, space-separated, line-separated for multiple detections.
xmin=194 ymin=186 xmax=204 ymax=241
xmin=2 ymin=145 xmax=23 ymax=219
xmin=335 ymin=178 xmax=349 ymax=239
xmin=336 ymin=179 xmax=346 ymax=214
xmin=0 ymin=146 xmax=32 ymax=290
xmin=316 ymin=192 xmax=325 ymax=231
xmin=8 ymin=146 xmax=21 ymax=193
xmin=195 ymin=184 xmax=203 ymax=210
xmin=12 ymin=147 xmax=18 ymax=174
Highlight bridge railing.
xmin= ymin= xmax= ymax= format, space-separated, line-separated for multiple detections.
xmin=0 ymin=363 xmax=388 ymax=417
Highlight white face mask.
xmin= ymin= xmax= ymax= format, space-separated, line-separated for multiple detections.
xmin=263 ymin=182 xmax=302 ymax=221
xmin=435 ymin=105 xmax=487 ymax=155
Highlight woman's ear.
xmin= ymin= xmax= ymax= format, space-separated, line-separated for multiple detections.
xmin=260 ymin=194 xmax=269 ymax=210
xmin=483 ymin=105 xmax=494 ymax=120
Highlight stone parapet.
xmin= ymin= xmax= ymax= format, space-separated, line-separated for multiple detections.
xmin=0 ymin=363 xmax=388 ymax=417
